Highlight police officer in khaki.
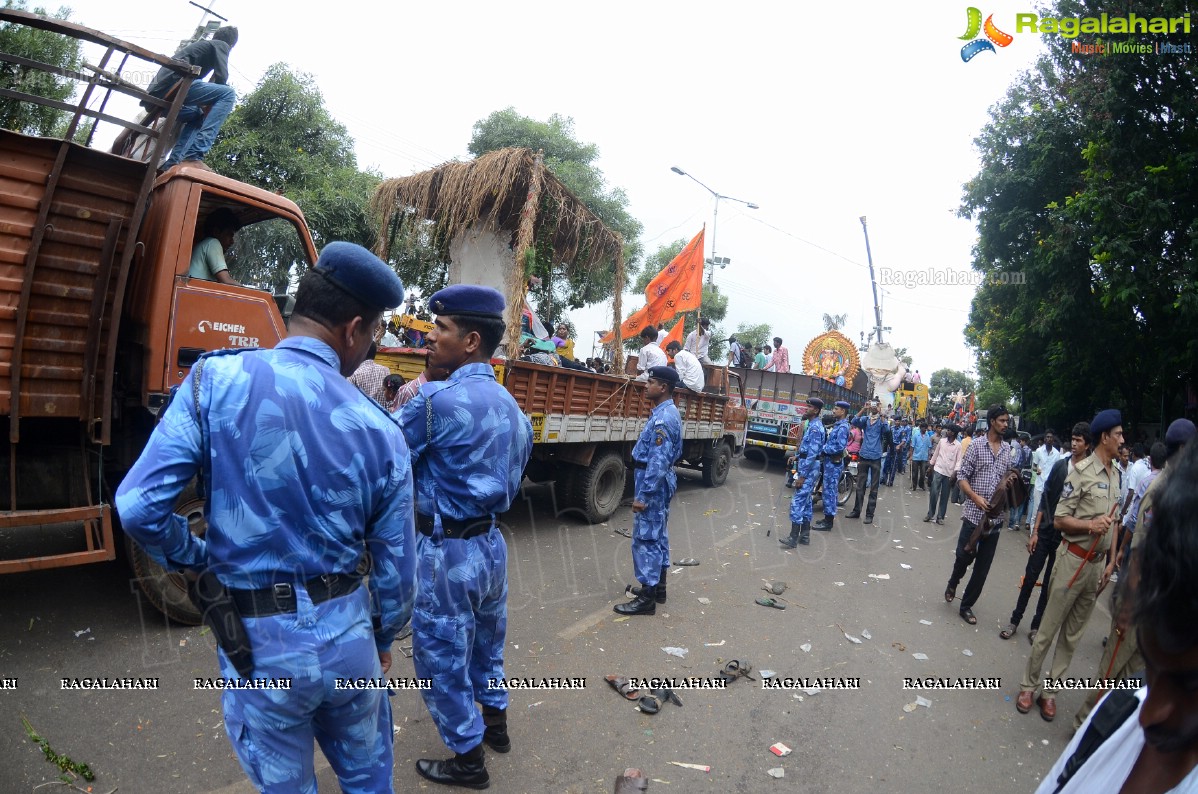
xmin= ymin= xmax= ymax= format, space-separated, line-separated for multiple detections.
xmin=1016 ymin=409 xmax=1123 ymax=722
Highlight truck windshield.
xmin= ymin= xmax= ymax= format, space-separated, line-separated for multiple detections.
xmin=224 ymin=216 xmax=310 ymax=293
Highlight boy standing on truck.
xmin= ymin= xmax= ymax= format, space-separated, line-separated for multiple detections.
xmin=146 ymin=26 xmax=239 ymax=170
xmin=116 ymin=242 xmax=415 ymax=793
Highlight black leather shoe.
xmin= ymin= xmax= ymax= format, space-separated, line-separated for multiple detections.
xmin=416 ymin=744 xmax=489 ymax=789
xmin=846 ymin=511 xmax=861 ymax=519
xmin=614 ymin=590 xmax=656 ymax=615
xmin=630 ymin=582 xmax=666 ymax=604
xmin=481 ymin=706 xmax=509 ymax=753
xmin=812 ymin=517 xmax=834 ymax=532
xmin=863 ymin=515 xmax=873 ymax=525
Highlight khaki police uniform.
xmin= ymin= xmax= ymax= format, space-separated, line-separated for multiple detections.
xmin=1072 ymin=467 xmax=1169 ymax=726
xmin=1020 ymin=454 xmax=1120 ymax=696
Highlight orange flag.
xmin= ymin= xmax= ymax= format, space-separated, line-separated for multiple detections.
xmin=663 ymin=318 xmax=685 ymax=350
xmin=600 ymin=229 xmax=705 ymax=344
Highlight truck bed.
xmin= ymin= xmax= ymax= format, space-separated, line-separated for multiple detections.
xmin=0 ymin=129 xmax=146 ymax=424
xmin=503 ymin=360 xmax=734 ymax=444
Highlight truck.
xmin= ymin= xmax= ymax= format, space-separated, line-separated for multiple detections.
xmin=372 ymin=151 xmax=748 ymax=524
xmin=1 ymin=10 xmax=318 ymax=623
xmin=895 ymin=381 xmax=929 ymax=419
xmin=735 ymin=368 xmax=864 ymax=454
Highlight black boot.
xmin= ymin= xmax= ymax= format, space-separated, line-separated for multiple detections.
xmin=631 ymin=567 xmax=667 ymax=603
xmin=614 ymin=587 xmax=657 ymax=615
xmin=416 ymin=743 xmax=489 ymax=789
xmin=780 ymin=522 xmax=802 ymax=548
xmin=812 ymin=515 xmax=834 ymax=532
xmin=481 ymin=705 xmax=510 ymax=753
xmin=799 ymin=522 xmax=811 ymax=545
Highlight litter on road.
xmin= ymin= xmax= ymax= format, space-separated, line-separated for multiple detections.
xmin=668 ymin=762 xmax=711 ymax=773
xmin=770 ymin=742 xmax=792 ymax=756
xmin=913 ymin=652 xmax=929 ymax=660
xmin=800 ymin=643 xmax=812 ymax=653
xmin=662 ymin=647 xmax=689 ymax=658
xmin=767 ymin=767 xmax=785 ymax=778
xmin=920 ymin=619 xmax=933 ymax=625
xmin=861 ymin=629 xmax=872 ymax=640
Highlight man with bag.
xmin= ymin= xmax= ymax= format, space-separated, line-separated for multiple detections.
xmin=116 ymin=243 xmax=416 ymax=793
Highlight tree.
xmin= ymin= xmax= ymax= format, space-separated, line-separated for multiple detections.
xmin=821 ymin=313 xmax=847 ymax=331
xmin=0 ymin=2 xmax=82 ymax=136
xmin=893 ymin=346 xmax=913 ymax=368
xmin=733 ymin=322 xmax=772 ymax=351
xmin=469 ymin=108 xmax=644 ymax=311
xmin=621 ymin=239 xmax=728 ymax=357
xmin=960 ymin=0 xmax=1198 ymax=432
xmin=928 ymin=368 xmax=975 ymax=418
xmin=207 ymin=64 xmax=383 ymax=291
xmin=975 ymin=372 xmax=1016 ymax=415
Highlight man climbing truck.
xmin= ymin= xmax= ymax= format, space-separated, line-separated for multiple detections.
xmin=0 ymin=10 xmax=319 ymax=623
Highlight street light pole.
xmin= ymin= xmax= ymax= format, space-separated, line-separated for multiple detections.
xmin=671 ymin=166 xmax=758 ymax=285
xmin=859 ymin=215 xmax=884 ymax=346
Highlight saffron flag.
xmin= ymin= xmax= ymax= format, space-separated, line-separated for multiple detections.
xmin=663 ymin=318 xmax=685 ymax=351
xmin=600 ymin=229 xmax=705 ymax=344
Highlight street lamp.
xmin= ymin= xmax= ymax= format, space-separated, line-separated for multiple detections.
xmin=671 ymin=166 xmax=758 ymax=284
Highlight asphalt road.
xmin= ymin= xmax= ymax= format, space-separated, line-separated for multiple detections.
xmin=0 ymin=455 xmax=1120 ymax=793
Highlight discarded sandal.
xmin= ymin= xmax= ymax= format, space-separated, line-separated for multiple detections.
xmin=719 ymin=659 xmax=756 ymax=683
xmin=755 ymin=597 xmax=786 ymax=610
xmin=613 ymin=527 xmax=632 ymax=538
xmin=604 ymin=675 xmax=642 ymax=701
xmin=673 ymin=558 xmax=700 ymax=566
xmin=636 ymin=695 xmax=660 ymax=714
xmin=653 ymin=687 xmax=683 ymax=707
xmin=762 ymin=581 xmax=788 ymax=595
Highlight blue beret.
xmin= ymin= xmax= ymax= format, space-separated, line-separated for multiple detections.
xmin=834 ymin=400 xmax=851 ymax=410
xmin=646 ymin=366 xmax=680 ymax=388
xmin=314 ymin=242 xmax=404 ymax=310
xmin=1165 ymin=418 xmax=1196 ymax=445
xmin=1090 ymin=409 xmax=1122 ymax=437
xmin=428 ymin=284 xmax=505 ymax=320
xmin=807 ymin=397 xmax=825 ymax=410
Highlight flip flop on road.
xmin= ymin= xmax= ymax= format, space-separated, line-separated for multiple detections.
xmin=636 ymin=695 xmax=660 ymax=714
xmin=756 ymin=597 xmax=786 ymax=610
xmin=613 ymin=527 xmax=633 ymax=538
xmin=762 ymin=581 xmax=788 ymax=595
xmin=718 ymin=659 xmax=757 ymax=683
xmin=672 ymin=558 xmax=700 ymax=566
xmin=604 ymin=675 xmax=642 ymax=701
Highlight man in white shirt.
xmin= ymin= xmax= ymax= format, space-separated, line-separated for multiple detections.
xmin=636 ymin=325 xmax=668 ymax=379
xmin=655 ymin=324 xmax=668 ymax=345
xmin=1120 ymin=443 xmax=1148 ymax=519
xmin=1036 ymin=444 xmax=1198 ymax=793
xmin=684 ymin=317 xmax=713 ymax=365
xmin=1031 ymin=431 xmax=1061 ymax=520
xmin=666 ymin=340 xmax=704 ymax=391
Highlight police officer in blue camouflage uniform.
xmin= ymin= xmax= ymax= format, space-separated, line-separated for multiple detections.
xmin=782 ymin=398 xmax=825 ymax=548
xmin=813 ymin=400 xmax=852 ymax=532
xmin=614 ymin=366 xmax=684 ymax=616
xmin=398 ymin=284 xmax=533 ymax=790
xmin=116 ymin=242 xmax=416 ymax=794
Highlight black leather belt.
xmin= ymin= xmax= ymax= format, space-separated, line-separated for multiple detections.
xmin=416 ymin=513 xmax=494 ymax=539
xmin=630 ymin=461 xmax=647 ymax=470
xmin=797 ymin=453 xmax=809 ymax=459
xmin=230 ymin=574 xmax=361 ymax=617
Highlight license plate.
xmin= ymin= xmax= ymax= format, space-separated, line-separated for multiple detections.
xmin=530 ymin=413 xmax=545 ymax=443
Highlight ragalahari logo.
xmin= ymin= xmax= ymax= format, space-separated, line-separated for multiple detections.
xmin=959 ymin=7 xmax=1014 ymax=61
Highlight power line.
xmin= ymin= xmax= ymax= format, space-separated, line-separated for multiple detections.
xmin=742 ymin=214 xmax=870 ymax=271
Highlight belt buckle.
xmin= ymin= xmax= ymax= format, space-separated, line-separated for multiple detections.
xmin=273 ymin=582 xmax=294 ymax=601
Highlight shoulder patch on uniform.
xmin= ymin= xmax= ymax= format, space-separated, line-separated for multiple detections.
xmin=1076 ymin=456 xmax=1095 ymax=472
xmin=655 ymin=429 xmax=666 ymax=446
xmin=1061 ymin=482 xmax=1075 ymax=498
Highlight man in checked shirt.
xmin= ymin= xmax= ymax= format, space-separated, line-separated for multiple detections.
xmin=943 ymin=404 xmax=1013 ymax=626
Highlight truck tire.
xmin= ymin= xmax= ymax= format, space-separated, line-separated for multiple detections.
xmin=702 ymin=441 xmax=732 ymax=487
xmin=570 ymin=452 xmax=626 ymax=524
xmin=126 ymin=481 xmax=205 ymax=625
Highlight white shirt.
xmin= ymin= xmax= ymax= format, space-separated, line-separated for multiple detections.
xmin=1123 ymin=457 xmax=1147 ymax=503
xmin=656 ymin=328 xmax=668 ymax=344
xmin=684 ymin=328 xmax=711 ymax=361
xmin=1036 ymin=687 xmax=1198 ymax=794
xmin=636 ymin=343 xmax=668 ymax=376
xmin=1033 ymin=446 xmax=1062 ymax=490
xmin=672 ymin=349 xmax=704 ymax=391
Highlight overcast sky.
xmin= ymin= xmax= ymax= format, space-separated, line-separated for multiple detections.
xmin=65 ymin=0 xmax=1051 ymax=377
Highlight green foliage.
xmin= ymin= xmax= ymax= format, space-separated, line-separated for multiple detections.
xmin=207 ymin=63 xmax=383 ymax=291
xmin=928 ymin=368 xmax=975 ymax=417
xmin=469 ymin=107 xmax=644 ymax=309
xmin=22 ymin=715 xmax=94 ymax=782
xmin=960 ymin=0 xmax=1198 ymax=431
xmin=0 ymin=2 xmax=82 ymax=136
xmin=893 ymin=346 xmax=913 ymax=368
xmin=975 ymin=373 xmax=1016 ymax=414
xmin=733 ymin=321 xmax=772 ymax=352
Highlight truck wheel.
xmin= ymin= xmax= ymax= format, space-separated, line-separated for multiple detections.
xmin=702 ymin=441 xmax=732 ymax=487
xmin=126 ymin=481 xmax=205 ymax=625
xmin=570 ymin=452 xmax=626 ymax=524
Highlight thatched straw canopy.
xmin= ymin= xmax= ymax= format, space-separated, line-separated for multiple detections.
xmin=370 ymin=147 xmax=623 ymax=274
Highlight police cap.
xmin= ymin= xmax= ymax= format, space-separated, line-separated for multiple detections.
xmin=807 ymin=397 xmax=825 ymax=410
xmin=646 ymin=366 xmax=680 ymax=388
xmin=834 ymin=400 xmax=851 ymax=410
xmin=1090 ymin=409 xmax=1122 ymax=438
xmin=1165 ymin=418 xmax=1197 ymax=445
xmin=428 ymin=284 xmax=505 ymax=320
xmin=314 ymin=242 xmax=404 ymax=310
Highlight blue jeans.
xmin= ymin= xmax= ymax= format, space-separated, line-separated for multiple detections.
xmin=166 ymin=80 xmax=236 ymax=166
